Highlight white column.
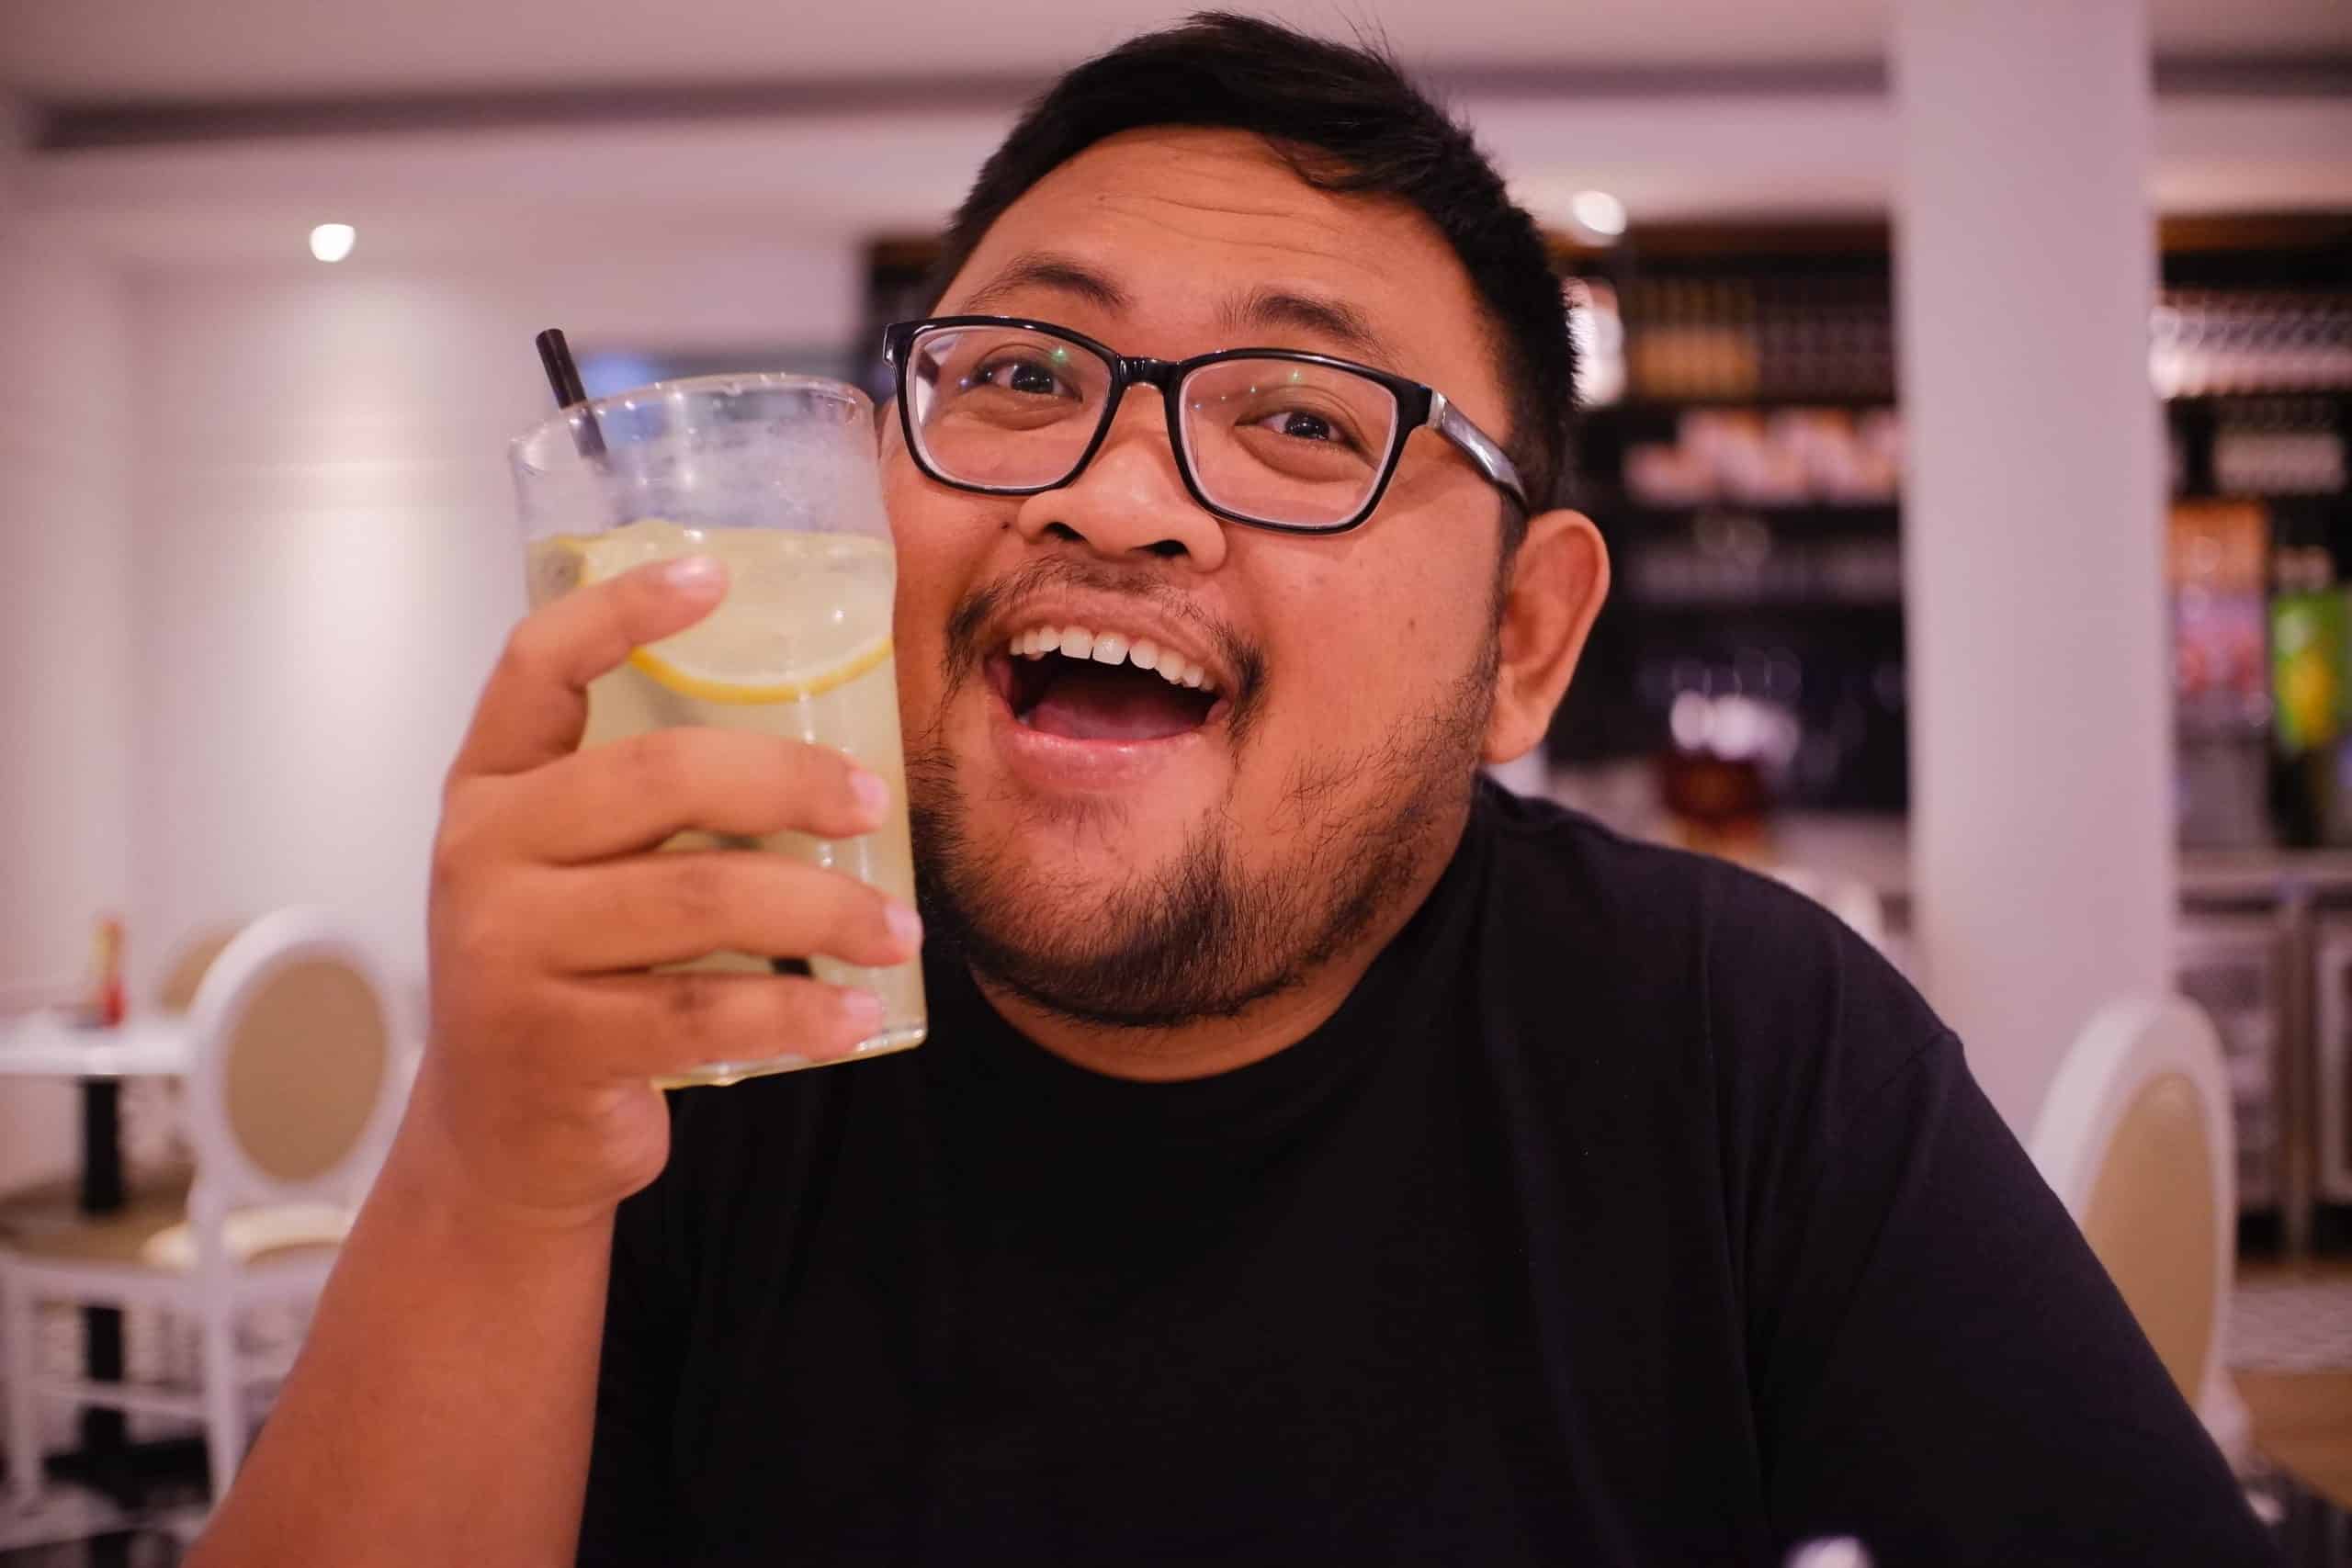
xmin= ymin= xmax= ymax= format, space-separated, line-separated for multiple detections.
xmin=1893 ymin=0 xmax=2172 ymax=1132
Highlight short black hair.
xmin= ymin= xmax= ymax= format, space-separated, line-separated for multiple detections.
xmin=928 ymin=12 xmax=1575 ymax=539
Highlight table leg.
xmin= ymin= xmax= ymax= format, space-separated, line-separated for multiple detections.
xmin=75 ymin=1081 xmax=129 ymax=1470
xmin=79 ymin=1314 xmax=127 ymax=1454
xmin=33 ymin=1072 xmax=207 ymax=1512
xmin=79 ymin=1080 xmax=123 ymax=1213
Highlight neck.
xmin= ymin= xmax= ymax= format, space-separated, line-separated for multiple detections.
xmin=973 ymin=802 xmax=1470 ymax=1082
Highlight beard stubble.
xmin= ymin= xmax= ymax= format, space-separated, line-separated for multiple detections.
xmin=905 ymin=610 xmax=1498 ymax=1032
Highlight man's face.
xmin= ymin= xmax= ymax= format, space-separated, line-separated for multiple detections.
xmin=887 ymin=127 xmax=1521 ymax=1031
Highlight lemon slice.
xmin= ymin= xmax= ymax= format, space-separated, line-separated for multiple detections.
xmin=629 ymin=633 xmax=891 ymax=705
xmin=559 ymin=521 xmax=895 ymax=705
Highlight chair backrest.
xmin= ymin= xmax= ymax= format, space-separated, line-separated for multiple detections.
xmin=182 ymin=908 xmax=406 ymax=1214
xmin=2029 ymin=995 xmax=2233 ymax=1406
xmin=155 ymin=922 xmax=249 ymax=1013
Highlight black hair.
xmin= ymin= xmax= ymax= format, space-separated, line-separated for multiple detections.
xmin=927 ymin=12 xmax=1575 ymax=538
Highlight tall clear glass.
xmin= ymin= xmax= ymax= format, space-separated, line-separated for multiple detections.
xmin=511 ymin=374 xmax=925 ymax=1086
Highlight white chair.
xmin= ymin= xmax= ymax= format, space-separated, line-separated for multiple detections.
xmin=2028 ymin=994 xmax=2249 ymax=1466
xmin=2 ymin=908 xmax=408 ymax=1510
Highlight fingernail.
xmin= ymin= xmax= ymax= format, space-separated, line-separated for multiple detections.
xmin=842 ymin=988 xmax=886 ymax=1032
xmin=851 ymin=769 xmax=890 ymax=821
xmin=885 ymin=902 xmax=923 ymax=953
xmin=662 ymin=554 xmax=724 ymax=592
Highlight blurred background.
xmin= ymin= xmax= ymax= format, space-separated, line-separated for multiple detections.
xmin=0 ymin=0 xmax=2349 ymax=1558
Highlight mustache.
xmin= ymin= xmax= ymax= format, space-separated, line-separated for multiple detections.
xmin=940 ymin=555 xmax=1268 ymax=712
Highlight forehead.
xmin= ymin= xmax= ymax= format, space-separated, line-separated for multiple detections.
xmin=937 ymin=127 xmax=1503 ymax=413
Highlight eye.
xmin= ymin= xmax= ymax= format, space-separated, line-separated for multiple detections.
xmin=969 ymin=354 xmax=1078 ymax=400
xmin=1256 ymin=409 xmax=1340 ymax=444
xmin=1244 ymin=404 xmax=1371 ymax=457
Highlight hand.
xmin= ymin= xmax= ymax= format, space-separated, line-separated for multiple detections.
xmin=406 ymin=554 xmax=922 ymax=1228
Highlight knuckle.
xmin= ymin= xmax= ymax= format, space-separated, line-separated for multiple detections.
xmin=431 ymin=793 xmax=495 ymax=886
xmin=447 ymin=904 xmax=520 ymax=972
xmin=771 ymin=738 xmax=842 ymax=805
xmin=453 ymin=984 xmax=537 ymax=1061
xmin=617 ymin=728 xmax=694 ymax=797
xmin=820 ymin=746 xmax=869 ymax=809
xmin=780 ymin=983 xmax=843 ymax=1043
xmin=793 ymin=739 xmax=854 ymax=786
xmin=806 ymin=881 xmax=886 ymax=964
xmin=663 ymin=856 xmax=729 ymax=931
xmin=852 ymin=879 xmax=898 ymax=934
xmin=752 ymin=749 xmax=827 ymax=834
xmin=663 ymin=974 xmax=727 ymax=1035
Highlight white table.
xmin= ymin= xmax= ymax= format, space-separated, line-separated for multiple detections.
xmin=0 ymin=1010 xmax=195 ymax=1490
xmin=0 ymin=1012 xmax=193 ymax=1081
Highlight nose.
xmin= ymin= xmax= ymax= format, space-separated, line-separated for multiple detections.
xmin=1011 ymin=384 xmax=1228 ymax=570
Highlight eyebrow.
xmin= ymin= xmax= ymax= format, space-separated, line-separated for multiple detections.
xmin=1219 ymin=286 xmax=1399 ymax=370
xmin=956 ymin=251 xmax=1403 ymax=370
xmin=958 ymin=251 xmax=1133 ymax=316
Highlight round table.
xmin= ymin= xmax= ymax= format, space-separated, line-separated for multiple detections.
xmin=0 ymin=1010 xmax=194 ymax=1497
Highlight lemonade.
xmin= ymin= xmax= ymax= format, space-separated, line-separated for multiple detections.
xmin=527 ymin=518 xmax=926 ymax=1085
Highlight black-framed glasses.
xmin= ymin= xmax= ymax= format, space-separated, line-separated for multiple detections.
xmin=881 ymin=315 xmax=1528 ymax=536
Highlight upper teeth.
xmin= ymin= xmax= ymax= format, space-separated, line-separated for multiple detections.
xmin=1011 ymin=625 xmax=1212 ymax=692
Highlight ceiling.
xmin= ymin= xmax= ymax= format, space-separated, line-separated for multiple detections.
xmin=5 ymin=0 xmax=2346 ymax=106
xmin=7 ymin=0 xmax=2345 ymax=267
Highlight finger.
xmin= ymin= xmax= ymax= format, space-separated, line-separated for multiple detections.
xmin=568 ymin=972 xmax=890 ymax=1080
xmin=451 ymin=556 xmax=728 ymax=781
xmin=500 ymin=730 xmax=890 ymax=864
xmin=522 ymin=852 xmax=921 ymax=974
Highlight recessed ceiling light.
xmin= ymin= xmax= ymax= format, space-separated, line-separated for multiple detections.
xmin=1569 ymin=190 xmax=1627 ymax=239
xmin=309 ymin=223 xmax=356 ymax=263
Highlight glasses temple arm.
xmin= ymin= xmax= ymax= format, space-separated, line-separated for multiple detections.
xmin=1427 ymin=390 xmax=1531 ymax=513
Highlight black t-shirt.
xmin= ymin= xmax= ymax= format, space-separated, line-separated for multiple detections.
xmin=580 ymin=784 xmax=2273 ymax=1565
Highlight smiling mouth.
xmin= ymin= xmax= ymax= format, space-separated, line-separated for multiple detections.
xmin=989 ymin=626 xmax=1227 ymax=742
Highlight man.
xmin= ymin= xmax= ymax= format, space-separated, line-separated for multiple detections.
xmin=194 ymin=16 xmax=2272 ymax=1567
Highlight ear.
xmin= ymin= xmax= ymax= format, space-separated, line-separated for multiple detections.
xmin=1483 ymin=508 xmax=1610 ymax=765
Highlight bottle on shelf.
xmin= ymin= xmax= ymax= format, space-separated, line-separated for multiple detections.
xmin=2154 ymin=288 xmax=2352 ymax=399
xmin=2268 ymin=540 xmax=2352 ymax=848
xmin=2171 ymin=501 xmax=2272 ymax=848
xmin=2212 ymin=398 xmax=2348 ymax=498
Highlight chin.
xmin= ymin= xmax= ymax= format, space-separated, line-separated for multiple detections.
xmin=953 ymin=714 xmax=1227 ymax=878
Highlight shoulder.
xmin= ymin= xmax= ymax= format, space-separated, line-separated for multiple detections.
xmin=1475 ymin=781 xmax=1899 ymax=1000
xmin=1471 ymin=783 xmax=1954 ymax=1112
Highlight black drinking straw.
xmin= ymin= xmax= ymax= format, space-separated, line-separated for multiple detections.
xmin=534 ymin=329 xmax=780 ymax=942
xmin=534 ymin=327 xmax=608 ymax=458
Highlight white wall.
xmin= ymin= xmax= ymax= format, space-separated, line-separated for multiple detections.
xmin=123 ymin=242 xmax=860 ymax=999
xmin=0 ymin=214 xmax=134 ymax=1186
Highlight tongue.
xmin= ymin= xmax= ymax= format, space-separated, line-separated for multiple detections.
xmin=1026 ymin=662 xmax=1207 ymax=741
